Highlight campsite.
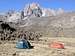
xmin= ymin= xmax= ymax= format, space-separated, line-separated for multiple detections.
xmin=0 ymin=1 xmax=75 ymax=56
xmin=0 ymin=37 xmax=75 ymax=56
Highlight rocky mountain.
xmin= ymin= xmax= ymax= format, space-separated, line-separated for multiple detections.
xmin=0 ymin=3 xmax=75 ymax=37
xmin=0 ymin=3 xmax=65 ymax=23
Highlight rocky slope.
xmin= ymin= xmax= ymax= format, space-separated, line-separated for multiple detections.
xmin=17 ymin=12 xmax=75 ymax=37
xmin=0 ymin=3 xmax=75 ymax=37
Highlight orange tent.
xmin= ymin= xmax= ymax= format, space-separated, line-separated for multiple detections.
xmin=50 ymin=41 xmax=64 ymax=49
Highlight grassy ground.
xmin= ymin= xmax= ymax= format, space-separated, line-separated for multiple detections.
xmin=0 ymin=37 xmax=75 ymax=56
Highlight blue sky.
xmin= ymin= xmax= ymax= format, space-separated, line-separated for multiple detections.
xmin=0 ymin=0 xmax=75 ymax=12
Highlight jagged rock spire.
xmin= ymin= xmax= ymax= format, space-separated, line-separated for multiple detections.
xmin=24 ymin=3 xmax=42 ymax=17
xmin=1 ymin=3 xmax=65 ymax=23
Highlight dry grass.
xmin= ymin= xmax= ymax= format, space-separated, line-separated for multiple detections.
xmin=0 ymin=37 xmax=75 ymax=56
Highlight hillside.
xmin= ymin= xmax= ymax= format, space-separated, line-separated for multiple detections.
xmin=0 ymin=3 xmax=75 ymax=37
